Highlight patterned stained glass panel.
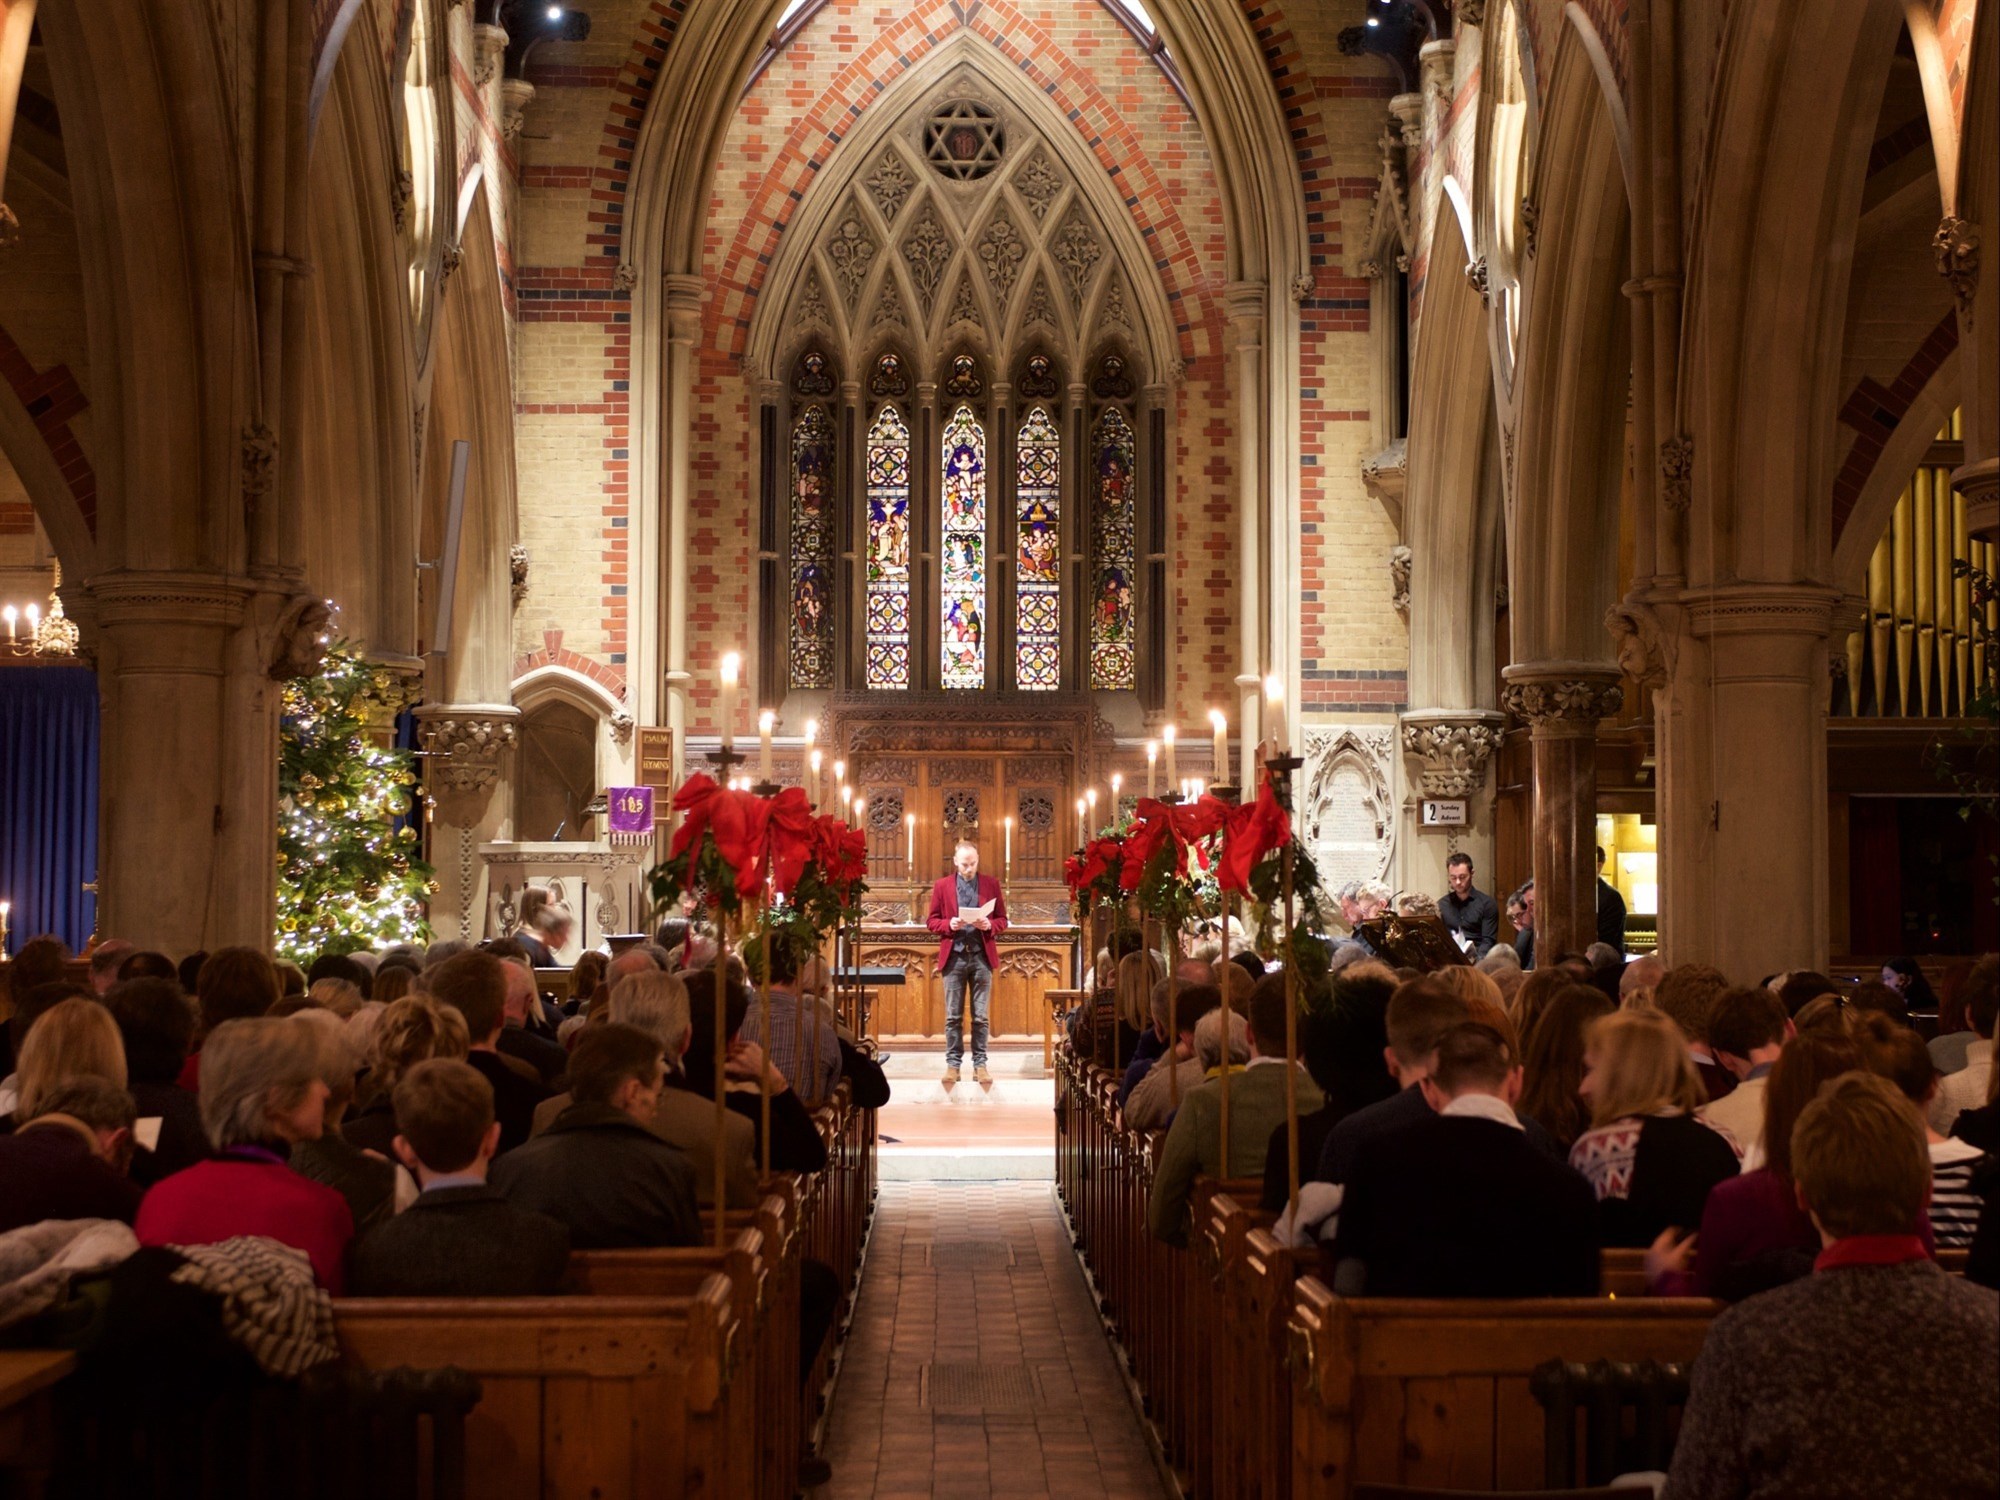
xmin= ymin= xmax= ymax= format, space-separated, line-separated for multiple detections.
xmin=1015 ymin=405 xmax=1062 ymax=690
xmin=1089 ymin=406 xmax=1138 ymax=689
xmin=865 ymin=406 xmax=912 ymax=690
xmin=788 ymin=403 xmax=835 ymax=688
xmin=940 ymin=404 xmax=987 ymax=689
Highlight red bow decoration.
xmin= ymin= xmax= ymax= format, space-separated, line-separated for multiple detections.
xmin=1217 ymin=773 xmax=1292 ymax=895
xmin=1119 ymin=796 xmax=1225 ymax=890
xmin=763 ymin=787 xmax=818 ymax=898
xmin=1065 ymin=834 xmax=1125 ymax=901
xmin=669 ymin=773 xmax=771 ymax=898
xmin=809 ymin=813 xmax=868 ymax=889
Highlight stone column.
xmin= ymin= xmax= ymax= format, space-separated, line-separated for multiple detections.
xmin=90 ymin=572 xmax=326 ymax=954
xmin=414 ymin=704 xmax=519 ymax=942
xmin=1398 ymin=710 xmax=1504 ymax=900
xmin=1498 ymin=668 xmax=1622 ymax=962
xmin=661 ymin=275 xmax=704 ymax=755
xmin=1654 ymin=584 xmax=1841 ymax=978
xmin=1226 ymin=282 xmax=1266 ymax=692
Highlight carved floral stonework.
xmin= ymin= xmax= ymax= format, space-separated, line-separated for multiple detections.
xmin=391 ymin=169 xmax=414 ymax=233
xmin=794 ymin=267 xmax=830 ymax=329
xmin=1934 ymin=215 xmax=1979 ymax=314
xmin=1014 ymin=148 xmax=1064 ymax=223
xmin=1389 ymin=544 xmax=1412 ymax=616
xmin=1659 ymin=434 xmax=1694 ymax=514
xmin=1520 ymin=197 xmax=1539 ymax=259
xmin=1500 ymin=676 xmax=1623 ymax=724
xmin=827 ymin=205 xmax=878 ymax=311
xmin=865 ymin=150 xmax=916 ymax=223
xmin=610 ymin=708 xmax=634 ymax=746
xmin=1051 ymin=203 xmax=1102 ymax=308
xmin=1291 ymin=271 xmax=1317 ymax=303
xmin=976 ymin=205 xmax=1027 ymax=310
xmin=241 ymin=422 xmax=278 ymax=497
xmin=419 ymin=714 xmax=518 ymax=793
xmin=1400 ymin=717 xmax=1502 ymax=799
xmin=613 ymin=262 xmax=639 ymax=294
xmin=439 ymin=241 xmax=463 ymax=281
xmin=1465 ymin=255 xmax=1490 ymax=305
xmin=1458 ymin=0 xmax=1487 ymax=26
xmin=900 ymin=201 xmax=952 ymax=315
xmin=1020 ymin=270 xmax=1058 ymax=331
xmin=946 ymin=270 xmax=981 ymax=328
xmin=509 ymin=543 xmax=530 ymax=605
xmin=871 ymin=274 xmax=909 ymax=331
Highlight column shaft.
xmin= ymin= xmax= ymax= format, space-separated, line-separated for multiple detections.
xmin=1500 ymin=670 xmax=1621 ymax=963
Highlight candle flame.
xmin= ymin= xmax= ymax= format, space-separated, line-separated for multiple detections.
xmin=1208 ymin=707 xmax=1226 ymax=731
xmin=719 ymin=652 xmax=741 ymax=686
xmin=758 ymin=708 xmax=775 ymax=732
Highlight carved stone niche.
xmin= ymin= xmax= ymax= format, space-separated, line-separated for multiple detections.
xmin=1301 ymin=725 xmax=1398 ymax=891
xmin=1399 ymin=711 xmax=1504 ymax=799
xmin=414 ymin=705 xmax=521 ymax=796
xmin=1362 ymin=439 xmax=1408 ymax=529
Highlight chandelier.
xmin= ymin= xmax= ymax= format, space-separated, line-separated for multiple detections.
xmin=1 ymin=559 xmax=79 ymax=660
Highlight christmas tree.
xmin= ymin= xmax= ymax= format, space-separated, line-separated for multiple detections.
xmin=276 ymin=642 xmax=434 ymax=963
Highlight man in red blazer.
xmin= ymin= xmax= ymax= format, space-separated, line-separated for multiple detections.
xmin=925 ymin=839 xmax=1008 ymax=1085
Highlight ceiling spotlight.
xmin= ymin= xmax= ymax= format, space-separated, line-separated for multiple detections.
xmin=1365 ymin=14 xmax=1380 ymax=24
xmin=546 ymin=5 xmax=563 ymax=20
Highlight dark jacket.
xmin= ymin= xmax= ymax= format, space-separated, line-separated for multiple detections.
xmin=1596 ymin=877 xmax=1628 ymax=952
xmin=292 ymin=1130 xmax=399 ymax=1234
xmin=839 ymin=1037 xmax=891 ymax=1110
xmin=128 ymin=1078 xmax=211 ymax=1187
xmin=466 ymin=1049 xmax=554 ymax=1154
xmin=1570 ymin=1110 xmax=1743 ymax=1248
xmin=497 ymin=1023 xmax=568 ymax=1088
xmin=664 ymin=1070 xmax=828 ymax=1174
xmin=0 ymin=1117 xmax=145 ymax=1232
xmin=342 ymin=1096 xmax=400 ymax=1158
xmin=1316 ymin=1082 xmax=1565 ymax=1185
xmin=1262 ymin=1103 xmax=1346 ymax=1213
xmin=1437 ymin=887 xmax=1499 ymax=959
xmin=349 ymin=1183 xmax=570 ymax=1297
xmin=490 ymin=1101 xmax=699 ymax=1249
xmin=1331 ymin=1111 xmax=1600 ymax=1297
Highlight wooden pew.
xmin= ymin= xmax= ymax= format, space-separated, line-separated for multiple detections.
xmin=1599 ymin=1244 xmax=1972 ymax=1296
xmin=335 ymin=1285 xmax=742 ymax=1500
xmin=1286 ymin=1279 xmax=1719 ymax=1498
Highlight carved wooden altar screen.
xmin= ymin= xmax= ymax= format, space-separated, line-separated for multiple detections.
xmin=827 ymin=694 xmax=1100 ymax=1041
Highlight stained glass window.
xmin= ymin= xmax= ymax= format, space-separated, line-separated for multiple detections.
xmin=788 ymin=403 xmax=835 ymax=688
xmin=1089 ymin=406 xmax=1137 ymax=689
xmin=865 ymin=406 xmax=912 ymax=690
xmin=940 ymin=405 xmax=987 ymax=689
xmin=1015 ymin=406 xmax=1061 ymax=690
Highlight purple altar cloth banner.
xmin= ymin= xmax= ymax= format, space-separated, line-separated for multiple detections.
xmin=607 ymin=786 xmax=655 ymax=844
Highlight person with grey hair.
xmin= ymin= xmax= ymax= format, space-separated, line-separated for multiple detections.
xmin=289 ymin=1009 xmax=412 ymax=1231
xmin=528 ymin=969 xmax=760 ymax=1208
xmin=135 ymin=1017 xmax=357 ymax=1290
xmin=517 ymin=903 xmax=574 ymax=968
xmin=0 ymin=1075 xmax=144 ymax=1231
xmin=423 ymin=938 xmax=472 ymax=970
xmin=1125 ymin=983 xmax=1234 ymax=1130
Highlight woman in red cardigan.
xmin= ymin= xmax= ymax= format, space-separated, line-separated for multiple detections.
xmin=137 ymin=1016 xmax=355 ymax=1293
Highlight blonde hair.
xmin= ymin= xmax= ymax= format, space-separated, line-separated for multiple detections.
xmin=607 ymin=969 xmax=693 ymax=1052
xmin=1584 ymin=1008 xmax=1705 ymax=1125
xmin=1434 ymin=965 xmax=1504 ymax=1015
xmin=307 ymin=977 xmax=364 ymax=1017
xmin=1114 ymin=949 xmax=1166 ymax=1032
xmin=1792 ymin=1071 xmax=1930 ymax=1238
xmin=366 ymin=996 xmax=470 ymax=1096
xmin=16 ymin=998 xmax=128 ymax=1120
xmin=198 ymin=1017 xmax=325 ymax=1149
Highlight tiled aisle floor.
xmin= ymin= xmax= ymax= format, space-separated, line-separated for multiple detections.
xmin=818 ymin=1182 xmax=1170 ymax=1499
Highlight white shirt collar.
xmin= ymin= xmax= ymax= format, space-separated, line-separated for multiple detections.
xmin=1439 ymin=1092 xmax=1524 ymax=1130
xmin=1246 ymin=1055 xmax=1288 ymax=1069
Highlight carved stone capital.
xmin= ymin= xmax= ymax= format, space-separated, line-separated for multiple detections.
xmin=1388 ymin=543 xmax=1412 ymax=616
xmin=1399 ymin=712 xmax=1503 ymax=798
xmin=415 ymin=706 xmax=520 ymax=794
xmin=1934 ymin=215 xmax=1979 ymax=314
xmin=1683 ymin=583 xmax=1843 ymax=641
xmin=612 ymin=262 xmax=639 ymax=294
xmin=1457 ymin=0 xmax=1487 ymax=26
xmin=1659 ymin=434 xmax=1693 ymax=513
xmin=500 ymin=79 xmax=536 ymax=142
xmin=610 ymin=708 xmax=635 ymax=746
xmin=1464 ymin=256 xmax=1489 ymax=305
xmin=1361 ymin=439 xmax=1408 ymax=515
xmin=266 ymin=595 xmax=333 ymax=681
xmin=1500 ymin=668 xmax=1623 ymax=728
xmin=1604 ymin=596 xmax=1680 ymax=695
xmin=509 ymin=543 xmax=530 ymax=606
xmin=473 ymin=24 xmax=508 ymax=88
xmin=1290 ymin=271 xmax=1317 ymax=303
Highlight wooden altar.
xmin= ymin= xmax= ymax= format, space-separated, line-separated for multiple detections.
xmin=853 ymin=923 xmax=1079 ymax=1044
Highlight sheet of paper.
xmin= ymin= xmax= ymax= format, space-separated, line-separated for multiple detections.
xmin=957 ymin=900 xmax=996 ymax=923
xmin=134 ymin=1117 xmax=163 ymax=1153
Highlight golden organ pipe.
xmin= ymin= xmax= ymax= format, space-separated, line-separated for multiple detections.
xmin=1934 ymin=466 xmax=1955 ymax=713
xmin=1868 ymin=530 xmax=1893 ymax=717
xmin=1914 ymin=470 xmax=1936 ymax=718
xmin=1952 ymin=486 xmax=1971 ymax=716
xmin=1893 ymin=491 xmax=1915 ymax=716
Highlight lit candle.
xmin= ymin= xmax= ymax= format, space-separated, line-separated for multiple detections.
xmin=808 ymin=748 xmax=823 ymax=805
xmin=718 ymin=652 xmax=741 ymax=752
xmin=1145 ymin=740 xmax=1158 ymax=799
xmin=1111 ymin=773 xmax=1123 ymax=812
xmin=1003 ymin=815 xmax=1013 ymax=884
xmin=757 ymin=709 xmax=775 ymax=782
xmin=1163 ymin=724 xmax=1178 ymax=789
xmin=1264 ymin=675 xmax=1288 ymax=757
xmin=1086 ymin=788 xmax=1098 ymax=836
xmin=2 ymin=606 xmax=14 ymax=643
xmin=906 ymin=812 xmax=916 ymax=871
xmin=23 ymin=603 xmax=37 ymax=638
xmin=1209 ymin=708 xmax=1228 ymax=785
xmin=840 ymin=785 xmax=852 ymax=817
xmin=833 ymin=759 xmax=846 ymax=789
xmin=1075 ymin=796 xmax=1087 ymax=847
xmin=852 ymin=797 xmax=865 ymax=828
xmin=804 ymin=718 xmax=818 ymax=752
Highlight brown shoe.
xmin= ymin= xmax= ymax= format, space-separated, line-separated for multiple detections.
xmin=942 ymin=1066 xmax=961 ymax=1086
xmin=974 ymin=1065 xmax=992 ymax=1085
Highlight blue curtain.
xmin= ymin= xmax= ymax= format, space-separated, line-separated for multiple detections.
xmin=0 ymin=666 xmax=99 ymax=954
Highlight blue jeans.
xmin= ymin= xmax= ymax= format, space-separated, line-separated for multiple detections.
xmin=942 ymin=953 xmax=992 ymax=1068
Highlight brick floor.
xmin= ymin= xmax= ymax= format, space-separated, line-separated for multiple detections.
xmin=817 ymin=1182 xmax=1170 ymax=1498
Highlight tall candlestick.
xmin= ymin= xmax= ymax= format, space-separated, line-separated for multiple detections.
xmin=808 ymin=748 xmax=823 ymax=805
xmin=1110 ymin=773 xmax=1122 ymax=815
xmin=757 ymin=709 xmax=775 ymax=782
xmin=832 ymin=759 xmax=846 ymax=789
xmin=718 ymin=652 xmax=741 ymax=751
xmin=906 ymin=812 xmax=916 ymax=872
xmin=1086 ymin=787 xmax=1098 ymax=835
xmin=852 ymin=798 xmax=865 ymax=827
xmin=2 ymin=606 xmax=14 ymax=643
xmin=1003 ymin=815 xmax=1013 ymax=885
xmin=1075 ymin=796 xmax=1086 ymax=847
xmin=804 ymin=718 xmax=818 ymax=752
xmin=839 ymin=785 xmax=852 ymax=818
xmin=1264 ymin=675 xmax=1288 ymax=756
xmin=1145 ymin=741 xmax=1158 ymax=799
xmin=1209 ymin=708 xmax=1228 ymax=784
xmin=1163 ymin=724 xmax=1178 ymax=789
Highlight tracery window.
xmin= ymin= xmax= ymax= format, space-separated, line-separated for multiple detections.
xmin=1015 ymin=407 xmax=1062 ymax=690
xmin=787 ymin=400 xmax=835 ymax=688
xmin=940 ymin=405 xmax=988 ymax=689
xmin=865 ymin=405 xmax=913 ymax=690
xmin=1089 ymin=405 xmax=1137 ymax=689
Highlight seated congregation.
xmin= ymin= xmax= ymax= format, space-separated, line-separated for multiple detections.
xmin=0 ymin=928 xmax=884 ymax=1496
xmin=1059 ymin=941 xmax=2000 ymax=1497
